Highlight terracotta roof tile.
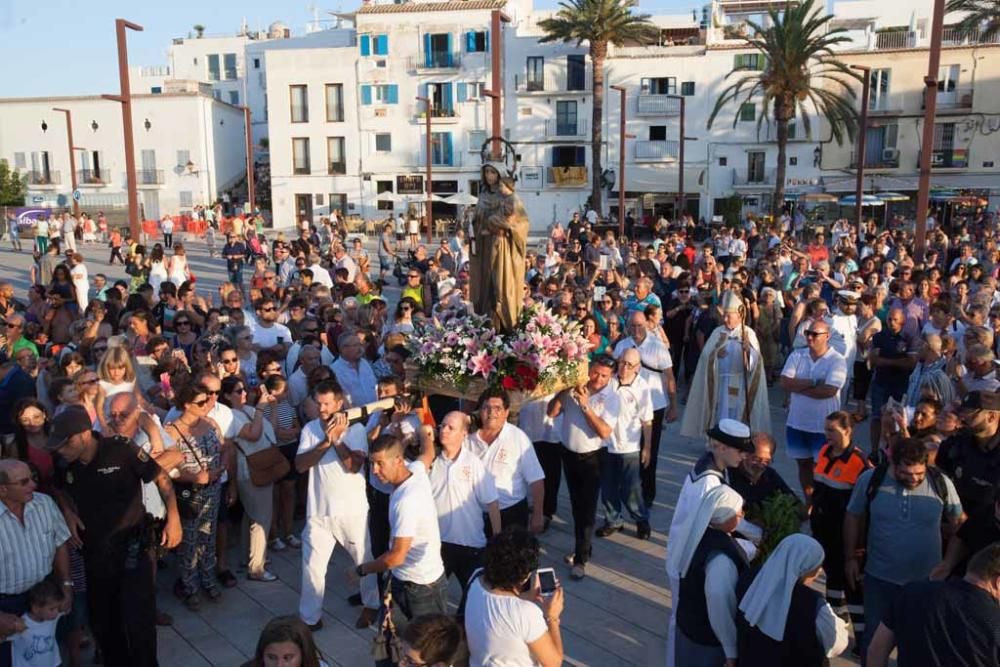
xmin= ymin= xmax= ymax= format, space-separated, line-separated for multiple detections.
xmin=357 ymin=0 xmax=506 ymax=14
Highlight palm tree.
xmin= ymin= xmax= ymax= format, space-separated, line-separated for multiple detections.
xmin=946 ymin=0 xmax=1000 ymax=40
xmin=538 ymin=0 xmax=658 ymax=215
xmin=707 ymin=0 xmax=860 ymax=214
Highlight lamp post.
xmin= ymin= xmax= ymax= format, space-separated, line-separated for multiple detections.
xmin=851 ymin=65 xmax=871 ymax=238
xmin=101 ymin=18 xmax=143 ymax=242
xmin=240 ymin=106 xmax=255 ymax=213
xmin=417 ymin=96 xmax=433 ymax=243
xmin=51 ymin=108 xmax=80 ymax=218
xmin=610 ymin=85 xmax=628 ymax=237
xmin=666 ymin=95 xmax=694 ymax=222
xmin=914 ymin=0 xmax=946 ymax=262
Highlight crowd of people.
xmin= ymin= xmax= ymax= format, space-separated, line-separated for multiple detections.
xmin=0 ymin=184 xmax=999 ymax=667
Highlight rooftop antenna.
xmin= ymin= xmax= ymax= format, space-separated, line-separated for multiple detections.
xmin=307 ymin=4 xmax=320 ymax=32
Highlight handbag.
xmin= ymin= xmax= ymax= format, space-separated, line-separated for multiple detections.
xmin=233 ymin=410 xmax=289 ymax=486
xmin=371 ymin=585 xmax=402 ymax=662
xmin=169 ymin=425 xmax=207 ymax=520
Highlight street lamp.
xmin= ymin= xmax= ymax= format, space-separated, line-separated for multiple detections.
xmin=239 ymin=106 xmax=255 ymax=213
xmin=52 ymin=107 xmax=81 ymax=217
xmin=914 ymin=0 xmax=947 ymax=261
xmin=665 ymin=95 xmax=696 ymax=223
xmin=610 ymin=85 xmax=629 ymax=237
xmin=101 ymin=18 xmax=144 ymax=242
xmin=417 ymin=96 xmax=433 ymax=243
xmin=851 ymin=65 xmax=871 ymax=238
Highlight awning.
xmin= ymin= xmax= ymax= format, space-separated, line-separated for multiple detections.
xmin=823 ymin=173 xmax=1000 ymax=193
xmin=620 ymin=165 xmax=705 ymax=194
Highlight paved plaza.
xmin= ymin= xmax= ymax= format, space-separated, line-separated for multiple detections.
xmin=0 ymin=235 xmax=864 ymax=666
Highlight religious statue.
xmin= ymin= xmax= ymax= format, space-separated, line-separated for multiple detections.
xmin=469 ymin=161 xmax=530 ymax=332
xmin=681 ymin=290 xmax=771 ymax=436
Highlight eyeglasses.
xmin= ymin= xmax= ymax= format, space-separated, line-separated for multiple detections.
xmin=109 ymin=411 xmax=133 ymax=420
xmin=804 ymin=330 xmax=828 ymax=338
xmin=6 ymin=322 xmax=21 ymax=329
xmin=175 ymin=321 xmax=190 ymax=327
xmin=233 ymin=387 xmax=247 ymax=394
xmin=261 ymin=307 xmax=276 ymax=313
xmin=222 ymin=357 xmax=239 ymax=364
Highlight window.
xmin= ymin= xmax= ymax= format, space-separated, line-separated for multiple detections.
xmin=223 ymin=53 xmax=238 ymax=80
xmin=552 ymin=145 xmax=585 ymax=167
xmin=376 ymin=180 xmax=394 ymax=211
xmin=640 ymin=77 xmax=676 ymax=95
xmin=375 ymin=133 xmax=392 ymax=152
xmin=327 ymin=137 xmax=346 ymax=174
xmin=466 ymin=31 xmax=488 ymax=52
xmin=13 ymin=152 xmax=26 ymax=169
xmin=468 ymin=130 xmax=487 ymax=152
xmin=179 ymin=191 xmax=193 ymax=207
xmin=556 ymin=101 xmax=578 ymax=135
xmin=424 ymin=33 xmax=454 ymax=68
xmin=315 ymin=194 xmax=325 ymax=206
xmin=176 ymin=150 xmax=191 ymax=168
xmin=747 ymin=151 xmax=766 ymax=182
xmin=649 ymin=126 xmax=667 ymax=141
xmin=359 ymin=34 xmax=389 ymax=56
xmin=469 ymin=180 xmax=480 ymax=197
xmin=681 ymin=81 xmax=695 ymax=96
xmin=870 ymin=69 xmax=891 ymax=110
xmin=325 ymin=84 xmax=344 ymax=122
xmin=739 ymin=103 xmax=756 ymax=122
xmin=567 ymin=55 xmax=585 ymax=91
xmin=253 ymin=58 xmax=261 ymax=70
xmin=431 ymin=132 xmax=454 ymax=166
xmin=292 ymin=138 xmax=311 ymax=174
xmin=360 ymin=84 xmax=399 ymax=105
xmin=329 ymin=194 xmax=347 ymax=215
xmin=290 ymin=85 xmax=309 ymax=123
xmin=457 ymin=82 xmax=485 ymax=102
xmin=787 ymin=121 xmax=797 ymax=140
xmin=229 ymin=91 xmax=240 ymax=105
xmin=526 ymin=57 xmax=544 ymax=91
xmin=207 ymin=54 xmax=221 ymax=81
xmin=718 ymin=156 xmax=728 ymax=167
xmin=213 ymin=91 xmax=222 ymax=101
xmin=734 ymin=53 xmax=764 ymax=70
xmin=151 ymin=86 xmax=162 ymax=94
xmin=789 ymin=156 xmax=798 ymax=166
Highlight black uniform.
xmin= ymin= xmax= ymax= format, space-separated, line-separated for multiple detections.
xmin=56 ymin=434 xmax=161 ymax=667
xmin=937 ymin=429 xmax=1000 ymax=518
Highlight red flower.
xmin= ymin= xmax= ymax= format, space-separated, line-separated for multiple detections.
xmin=501 ymin=376 xmax=518 ymax=390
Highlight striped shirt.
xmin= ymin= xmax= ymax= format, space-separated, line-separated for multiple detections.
xmin=0 ymin=493 xmax=71 ymax=594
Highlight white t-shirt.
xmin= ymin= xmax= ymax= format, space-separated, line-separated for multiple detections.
xmin=613 ymin=335 xmax=673 ymax=410
xmin=609 ymin=375 xmax=654 ymax=454
xmin=558 ymin=383 xmax=621 ymax=454
xmin=331 ymin=357 xmax=378 ymax=408
xmin=389 ymin=461 xmax=445 ymax=585
xmin=70 ymin=263 xmax=88 ymax=305
xmin=253 ymin=322 xmax=292 ymax=349
xmin=781 ymin=347 xmax=848 ymax=434
xmin=465 ymin=423 xmax=545 ymax=510
xmin=464 ymin=576 xmax=547 ymax=667
xmin=429 ymin=447 xmax=498 ymax=549
xmin=517 ymin=395 xmax=561 ymax=443
xmin=11 ymin=614 xmax=63 ymax=667
xmin=297 ymin=419 xmax=369 ymax=518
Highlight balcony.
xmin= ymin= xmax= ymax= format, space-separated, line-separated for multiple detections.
xmin=408 ymin=52 xmax=462 ymax=71
xmin=412 ymin=105 xmax=461 ymax=124
xmin=25 ymin=171 xmax=61 ymax=187
xmin=636 ymin=94 xmax=682 ymax=116
xmin=874 ymin=30 xmax=917 ymax=50
xmin=941 ymin=27 xmax=1000 ymax=46
xmin=918 ymin=149 xmax=969 ymax=169
xmin=134 ymin=169 xmax=165 ymax=186
xmin=850 ymin=150 xmax=900 ymax=169
xmin=544 ymin=119 xmax=588 ymax=139
xmin=869 ymin=93 xmax=906 ymax=114
xmin=635 ymin=140 xmax=679 ymax=161
xmin=928 ymin=87 xmax=974 ymax=111
xmin=327 ymin=161 xmax=347 ymax=176
xmin=547 ymin=165 xmax=588 ymax=188
xmin=732 ymin=167 xmax=776 ymax=187
xmin=77 ymin=169 xmax=111 ymax=186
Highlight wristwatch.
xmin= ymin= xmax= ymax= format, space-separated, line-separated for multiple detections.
xmin=61 ymin=580 xmax=74 ymax=590
xmin=355 ymin=564 xmax=366 ymax=577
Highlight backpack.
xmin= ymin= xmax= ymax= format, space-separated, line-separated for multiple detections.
xmin=864 ymin=462 xmax=950 ymax=524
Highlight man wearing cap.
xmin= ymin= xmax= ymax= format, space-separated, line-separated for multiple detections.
xmin=613 ymin=311 xmax=677 ymax=507
xmin=548 ymin=355 xmax=621 ymax=580
xmin=665 ymin=418 xmax=755 ymax=667
xmin=681 ymin=290 xmax=770 ymax=437
xmin=780 ymin=319 xmax=848 ymax=501
xmin=45 ymin=406 xmax=184 ymax=667
xmin=831 ymin=290 xmax=860 ymax=403
xmin=936 ymin=390 xmax=1000 ymax=518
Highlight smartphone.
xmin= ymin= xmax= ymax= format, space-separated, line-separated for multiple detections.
xmin=277 ymin=336 xmax=285 ymax=345
xmin=218 ymin=314 xmax=230 ymax=324
xmin=537 ymin=568 xmax=557 ymax=596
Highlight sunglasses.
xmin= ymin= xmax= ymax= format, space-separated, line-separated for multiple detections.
xmin=261 ymin=307 xmax=276 ymax=313
xmin=232 ymin=386 xmax=247 ymax=394
xmin=804 ymin=330 xmax=828 ymax=338
xmin=192 ymin=398 xmax=211 ymax=407
xmin=77 ymin=377 xmax=99 ymax=386
xmin=222 ymin=357 xmax=239 ymax=363
xmin=175 ymin=321 xmax=190 ymax=327
xmin=5 ymin=322 xmax=21 ymax=329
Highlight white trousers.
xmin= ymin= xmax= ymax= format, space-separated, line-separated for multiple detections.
xmin=299 ymin=514 xmax=380 ymax=624
xmin=666 ymin=572 xmax=679 ymax=667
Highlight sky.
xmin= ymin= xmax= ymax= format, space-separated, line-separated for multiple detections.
xmin=0 ymin=0 xmax=702 ymax=98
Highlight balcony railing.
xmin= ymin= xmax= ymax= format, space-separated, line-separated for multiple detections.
xmin=875 ymin=30 xmax=917 ymax=50
xmin=635 ymin=140 xmax=679 ymax=161
xmin=929 ymin=87 xmax=974 ymax=110
xmin=544 ymin=119 xmax=588 ymax=139
xmin=732 ymin=167 xmax=776 ymax=186
xmin=547 ymin=166 xmax=588 ymax=187
xmin=134 ymin=169 xmax=165 ymax=185
xmin=408 ymin=52 xmax=462 ymax=70
xmin=636 ymin=94 xmax=682 ymax=116
xmin=918 ymin=149 xmax=969 ymax=169
xmin=25 ymin=170 xmax=61 ymax=186
xmin=328 ymin=161 xmax=347 ymax=176
xmin=412 ymin=105 xmax=461 ymax=123
xmin=850 ymin=150 xmax=900 ymax=169
xmin=869 ymin=93 xmax=906 ymax=114
xmin=941 ymin=27 xmax=1000 ymax=46
xmin=77 ymin=169 xmax=111 ymax=185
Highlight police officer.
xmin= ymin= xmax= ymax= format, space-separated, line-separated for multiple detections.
xmin=45 ymin=406 xmax=183 ymax=667
xmin=937 ymin=390 xmax=1000 ymax=518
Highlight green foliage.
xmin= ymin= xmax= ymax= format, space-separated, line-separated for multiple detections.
xmin=946 ymin=0 xmax=1000 ymax=40
xmin=718 ymin=195 xmax=743 ymax=227
xmin=0 ymin=161 xmax=26 ymax=207
xmin=751 ymin=493 xmax=803 ymax=563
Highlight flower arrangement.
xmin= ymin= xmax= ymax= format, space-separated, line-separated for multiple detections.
xmin=409 ymin=303 xmax=591 ymax=395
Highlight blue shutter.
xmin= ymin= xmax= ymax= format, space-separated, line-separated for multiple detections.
xmin=386 ymin=84 xmax=399 ymax=104
xmin=575 ymin=146 xmax=585 ymax=166
xmin=375 ymin=34 xmax=388 ymax=56
xmin=446 ymin=33 xmax=453 ymax=66
xmin=466 ymin=31 xmax=475 ymax=52
xmin=442 ymin=83 xmax=453 ymax=113
xmin=456 ymin=82 xmax=467 ymax=103
xmin=485 ymin=30 xmax=490 ymax=52
xmin=424 ymin=33 xmax=432 ymax=68
xmin=444 ymin=133 xmax=454 ymax=166
xmin=360 ymin=35 xmax=371 ymax=56
xmin=361 ymin=85 xmax=372 ymax=106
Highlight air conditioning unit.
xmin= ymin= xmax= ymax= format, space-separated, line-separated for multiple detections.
xmin=931 ymin=151 xmax=945 ymax=165
xmin=882 ymin=148 xmax=899 ymax=161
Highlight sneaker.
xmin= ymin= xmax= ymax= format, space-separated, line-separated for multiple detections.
xmin=307 ymin=619 xmax=324 ymax=632
xmin=562 ymin=553 xmax=576 ymax=566
xmin=596 ymin=523 xmax=623 ymax=538
xmin=636 ymin=521 xmax=652 ymax=540
xmin=570 ymin=563 xmax=586 ymax=580
xmin=285 ymin=534 xmax=302 ymax=549
xmin=347 ymin=592 xmax=363 ymax=607
xmin=248 ymin=570 xmax=278 ymax=582
xmin=269 ymin=538 xmax=287 ymax=552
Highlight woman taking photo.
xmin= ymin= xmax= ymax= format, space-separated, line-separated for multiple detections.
xmin=227 ymin=325 xmax=259 ymax=391
xmin=220 ymin=375 xmax=280 ymax=582
xmin=464 ymin=528 xmax=564 ymax=667
xmin=167 ymin=381 xmax=233 ymax=609
xmin=172 ymin=311 xmax=199 ymax=364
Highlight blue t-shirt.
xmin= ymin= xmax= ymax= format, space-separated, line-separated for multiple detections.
xmin=870 ymin=328 xmax=918 ymax=390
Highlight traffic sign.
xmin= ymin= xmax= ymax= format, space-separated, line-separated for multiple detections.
xmin=72 ymin=189 xmax=82 ymax=202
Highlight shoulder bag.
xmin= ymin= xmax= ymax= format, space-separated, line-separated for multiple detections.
xmin=233 ymin=409 xmax=290 ymax=487
xmin=371 ymin=585 xmax=402 ymax=663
